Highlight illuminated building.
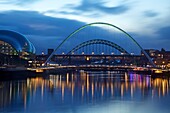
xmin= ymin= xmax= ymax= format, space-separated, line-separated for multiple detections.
xmin=0 ymin=41 xmax=18 ymax=55
xmin=0 ymin=30 xmax=36 ymax=66
xmin=143 ymin=49 xmax=170 ymax=68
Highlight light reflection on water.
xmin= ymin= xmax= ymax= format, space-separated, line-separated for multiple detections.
xmin=0 ymin=71 xmax=170 ymax=113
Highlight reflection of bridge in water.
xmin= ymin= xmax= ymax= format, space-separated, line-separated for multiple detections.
xmin=0 ymin=71 xmax=169 ymax=109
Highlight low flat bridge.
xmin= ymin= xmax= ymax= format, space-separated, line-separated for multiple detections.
xmin=28 ymin=65 xmax=150 ymax=74
xmin=27 ymin=65 xmax=170 ymax=77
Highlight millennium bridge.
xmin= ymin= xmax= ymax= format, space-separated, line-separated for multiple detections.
xmin=1 ymin=22 xmax=167 ymax=76
xmin=31 ymin=22 xmax=165 ymax=75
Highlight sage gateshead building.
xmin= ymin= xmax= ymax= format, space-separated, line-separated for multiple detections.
xmin=0 ymin=30 xmax=36 ymax=66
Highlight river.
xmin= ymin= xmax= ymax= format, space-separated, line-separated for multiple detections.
xmin=0 ymin=71 xmax=170 ymax=113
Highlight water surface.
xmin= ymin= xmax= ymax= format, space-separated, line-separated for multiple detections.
xmin=0 ymin=71 xmax=170 ymax=113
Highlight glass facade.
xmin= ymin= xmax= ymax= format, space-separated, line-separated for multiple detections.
xmin=0 ymin=40 xmax=18 ymax=55
xmin=0 ymin=30 xmax=36 ymax=57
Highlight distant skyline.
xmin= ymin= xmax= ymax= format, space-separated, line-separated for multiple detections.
xmin=0 ymin=0 xmax=170 ymax=54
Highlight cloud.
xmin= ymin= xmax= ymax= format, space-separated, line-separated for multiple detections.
xmin=0 ymin=10 xmax=141 ymax=55
xmin=0 ymin=0 xmax=40 ymax=5
xmin=156 ymin=26 xmax=170 ymax=40
xmin=144 ymin=11 xmax=158 ymax=17
xmin=131 ymin=26 xmax=170 ymax=50
xmin=0 ymin=10 xmax=85 ymax=54
xmin=0 ymin=9 xmax=170 ymax=55
xmin=45 ymin=10 xmax=81 ymax=16
xmin=67 ymin=0 xmax=130 ymax=15
xmin=0 ymin=10 xmax=85 ymax=36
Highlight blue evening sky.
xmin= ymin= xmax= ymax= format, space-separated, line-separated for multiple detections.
xmin=0 ymin=0 xmax=170 ymax=54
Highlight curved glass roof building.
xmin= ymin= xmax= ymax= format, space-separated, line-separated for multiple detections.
xmin=0 ymin=30 xmax=35 ymax=57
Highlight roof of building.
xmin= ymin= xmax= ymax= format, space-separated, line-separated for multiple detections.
xmin=0 ymin=30 xmax=35 ymax=54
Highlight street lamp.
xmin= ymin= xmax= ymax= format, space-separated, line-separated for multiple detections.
xmin=86 ymin=57 xmax=90 ymax=61
xmin=131 ymin=53 xmax=134 ymax=55
xmin=101 ymin=52 xmax=104 ymax=55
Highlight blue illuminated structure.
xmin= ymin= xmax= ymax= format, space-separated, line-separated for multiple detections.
xmin=0 ymin=30 xmax=35 ymax=54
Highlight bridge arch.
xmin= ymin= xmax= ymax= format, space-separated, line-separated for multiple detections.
xmin=67 ymin=39 xmax=129 ymax=55
xmin=44 ymin=22 xmax=155 ymax=67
